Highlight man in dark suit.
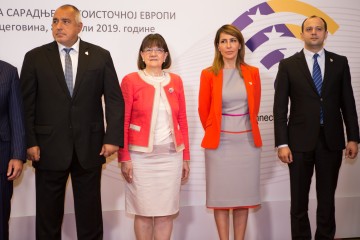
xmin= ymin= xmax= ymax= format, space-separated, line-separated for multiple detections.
xmin=20 ymin=4 xmax=124 ymax=240
xmin=0 ymin=60 xmax=26 ymax=240
xmin=274 ymin=15 xmax=359 ymax=240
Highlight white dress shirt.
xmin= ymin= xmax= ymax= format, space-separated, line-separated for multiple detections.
xmin=57 ymin=38 xmax=80 ymax=87
xmin=303 ymin=48 xmax=325 ymax=81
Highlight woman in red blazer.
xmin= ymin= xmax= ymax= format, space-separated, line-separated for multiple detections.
xmin=119 ymin=34 xmax=190 ymax=240
xmin=198 ymin=24 xmax=262 ymax=240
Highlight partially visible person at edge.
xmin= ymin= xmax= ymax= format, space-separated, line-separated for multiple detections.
xmin=273 ymin=15 xmax=359 ymax=240
xmin=198 ymin=24 xmax=262 ymax=240
xmin=0 ymin=60 xmax=26 ymax=240
xmin=20 ymin=4 xmax=124 ymax=240
xmin=119 ymin=33 xmax=190 ymax=240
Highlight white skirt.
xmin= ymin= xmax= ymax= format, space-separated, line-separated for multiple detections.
xmin=126 ymin=143 xmax=183 ymax=216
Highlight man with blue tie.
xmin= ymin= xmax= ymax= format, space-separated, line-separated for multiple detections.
xmin=20 ymin=4 xmax=124 ymax=240
xmin=274 ymin=16 xmax=359 ymax=239
xmin=0 ymin=60 xmax=26 ymax=240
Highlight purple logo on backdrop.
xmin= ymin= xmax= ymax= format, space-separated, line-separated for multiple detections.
xmin=232 ymin=1 xmax=339 ymax=69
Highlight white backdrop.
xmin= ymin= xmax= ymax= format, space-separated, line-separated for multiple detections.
xmin=1 ymin=0 xmax=359 ymax=239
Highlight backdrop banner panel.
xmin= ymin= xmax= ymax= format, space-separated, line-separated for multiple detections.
xmin=1 ymin=0 xmax=359 ymax=239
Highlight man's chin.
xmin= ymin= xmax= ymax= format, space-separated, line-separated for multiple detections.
xmin=55 ymin=38 xmax=66 ymax=44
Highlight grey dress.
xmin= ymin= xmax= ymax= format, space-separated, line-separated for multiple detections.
xmin=205 ymin=69 xmax=261 ymax=208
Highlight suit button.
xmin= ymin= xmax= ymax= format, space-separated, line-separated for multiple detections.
xmin=320 ymin=98 xmax=323 ymax=101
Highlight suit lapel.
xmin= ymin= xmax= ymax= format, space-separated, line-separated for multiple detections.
xmin=215 ymin=66 xmax=255 ymax=118
xmin=73 ymin=40 xmax=90 ymax=99
xmin=297 ymin=50 xmax=320 ymax=96
xmin=322 ymin=50 xmax=333 ymax=94
xmin=213 ymin=70 xmax=223 ymax=122
xmin=241 ymin=65 xmax=254 ymax=113
xmin=45 ymin=42 xmax=72 ymax=100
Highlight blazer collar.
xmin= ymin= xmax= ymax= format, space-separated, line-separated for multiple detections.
xmin=297 ymin=49 xmax=312 ymax=79
xmin=45 ymin=41 xmax=72 ymax=100
xmin=213 ymin=65 xmax=255 ymax=116
xmin=45 ymin=40 xmax=91 ymax=100
xmin=215 ymin=64 xmax=255 ymax=93
xmin=297 ymin=49 xmax=333 ymax=96
xmin=73 ymin=40 xmax=91 ymax=98
xmin=212 ymin=69 xmax=223 ymax=118
xmin=322 ymin=50 xmax=334 ymax=93
xmin=297 ymin=50 xmax=320 ymax=95
xmin=241 ymin=65 xmax=255 ymax=113
xmin=241 ymin=64 xmax=254 ymax=88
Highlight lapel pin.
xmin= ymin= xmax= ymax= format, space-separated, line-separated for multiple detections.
xmin=249 ymin=82 xmax=253 ymax=85
xmin=330 ymin=58 xmax=333 ymax=62
xmin=85 ymin=51 xmax=89 ymax=55
xmin=168 ymin=87 xmax=174 ymax=93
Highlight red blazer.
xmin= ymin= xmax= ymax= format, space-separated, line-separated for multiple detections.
xmin=118 ymin=72 xmax=190 ymax=161
xmin=198 ymin=64 xmax=262 ymax=149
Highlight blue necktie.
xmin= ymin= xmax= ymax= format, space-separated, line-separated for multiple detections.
xmin=64 ymin=48 xmax=73 ymax=96
xmin=312 ymin=53 xmax=323 ymax=124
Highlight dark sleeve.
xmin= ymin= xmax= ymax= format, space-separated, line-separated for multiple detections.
xmin=9 ymin=66 xmax=26 ymax=161
xmin=340 ymin=57 xmax=360 ymax=142
xmin=273 ymin=60 xmax=290 ymax=147
xmin=102 ymin=50 xmax=125 ymax=147
xmin=20 ymin=51 xmax=38 ymax=148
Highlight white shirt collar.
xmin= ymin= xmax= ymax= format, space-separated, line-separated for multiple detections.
xmin=57 ymin=38 xmax=80 ymax=53
xmin=303 ymin=48 xmax=325 ymax=59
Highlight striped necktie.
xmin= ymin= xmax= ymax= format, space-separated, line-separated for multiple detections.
xmin=312 ymin=53 xmax=323 ymax=124
xmin=64 ymin=48 xmax=73 ymax=96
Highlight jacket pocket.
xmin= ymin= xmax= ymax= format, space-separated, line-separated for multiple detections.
xmin=129 ymin=124 xmax=141 ymax=132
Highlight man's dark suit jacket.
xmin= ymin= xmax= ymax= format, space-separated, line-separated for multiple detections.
xmin=0 ymin=60 xmax=26 ymax=173
xmin=274 ymin=49 xmax=359 ymax=151
xmin=20 ymin=40 xmax=124 ymax=170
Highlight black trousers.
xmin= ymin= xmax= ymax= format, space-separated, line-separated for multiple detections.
xmin=289 ymin=128 xmax=342 ymax=240
xmin=35 ymin=152 xmax=103 ymax=240
xmin=0 ymin=174 xmax=12 ymax=240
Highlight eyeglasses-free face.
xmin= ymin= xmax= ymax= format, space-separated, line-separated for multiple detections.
xmin=301 ymin=17 xmax=328 ymax=52
xmin=217 ymin=33 xmax=240 ymax=62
